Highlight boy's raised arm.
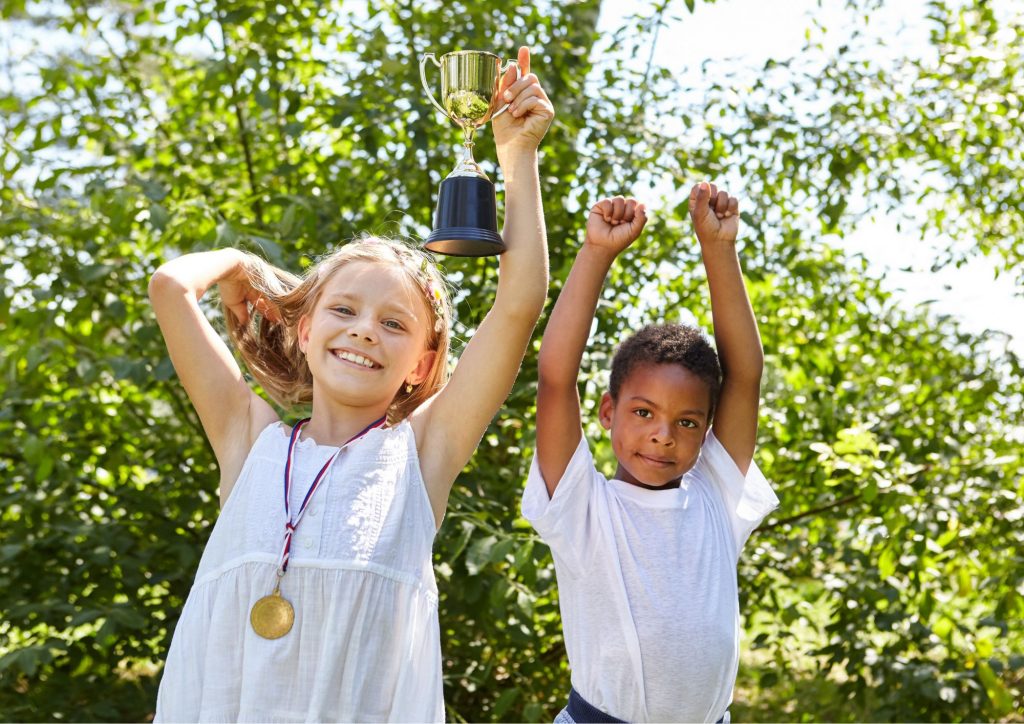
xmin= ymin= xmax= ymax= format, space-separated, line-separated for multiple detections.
xmin=689 ymin=181 xmax=764 ymax=474
xmin=537 ymin=197 xmax=647 ymax=496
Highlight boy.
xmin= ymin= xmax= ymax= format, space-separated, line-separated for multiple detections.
xmin=523 ymin=182 xmax=779 ymax=723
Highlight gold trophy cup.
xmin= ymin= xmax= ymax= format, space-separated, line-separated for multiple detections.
xmin=420 ymin=50 xmax=520 ymax=256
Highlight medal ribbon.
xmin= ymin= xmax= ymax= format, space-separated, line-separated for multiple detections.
xmin=278 ymin=416 xmax=386 ymax=573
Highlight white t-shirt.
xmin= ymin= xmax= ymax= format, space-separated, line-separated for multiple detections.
xmin=155 ymin=420 xmax=443 ymax=723
xmin=522 ymin=430 xmax=778 ymax=723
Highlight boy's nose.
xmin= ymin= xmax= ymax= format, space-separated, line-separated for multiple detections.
xmin=650 ymin=425 xmax=674 ymax=445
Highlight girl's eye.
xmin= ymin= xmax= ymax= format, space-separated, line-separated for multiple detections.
xmin=333 ymin=306 xmax=354 ymax=316
xmin=383 ymin=319 xmax=403 ymax=330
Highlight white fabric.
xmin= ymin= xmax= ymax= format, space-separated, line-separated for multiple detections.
xmin=155 ymin=420 xmax=443 ymax=723
xmin=523 ymin=431 xmax=778 ymax=723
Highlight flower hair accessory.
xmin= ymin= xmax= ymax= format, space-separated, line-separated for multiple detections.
xmin=424 ymin=280 xmax=445 ymax=333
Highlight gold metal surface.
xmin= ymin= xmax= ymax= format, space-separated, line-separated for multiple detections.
xmin=439 ymin=51 xmax=503 ymax=127
xmin=250 ymin=585 xmax=295 ymax=640
xmin=419 ymin=50 xmax=520 ymax=179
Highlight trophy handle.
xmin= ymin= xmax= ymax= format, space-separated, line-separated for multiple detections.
xmin=489 ymin=59 xmax=522 ymax=120
xmin=419 ymin=53 xmax=450 ymax=120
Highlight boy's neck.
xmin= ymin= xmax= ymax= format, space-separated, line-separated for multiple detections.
xmin=613 ymin=464 xmax=683 ymax=490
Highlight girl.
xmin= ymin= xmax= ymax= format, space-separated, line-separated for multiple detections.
xmin=149 ymin=47 xmax=553 ymax=723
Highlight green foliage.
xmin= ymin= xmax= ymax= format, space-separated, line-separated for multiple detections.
xmin=1 ymin=0 xmax=1021 ymax=722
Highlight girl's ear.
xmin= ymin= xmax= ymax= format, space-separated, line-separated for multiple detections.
xmin=599 ymin=392 xmax=615 ymax=430
xmin=297 ymin=315 xmax=311 ymax=354
xmin=406 ymin=349 xmax=437 ymax=387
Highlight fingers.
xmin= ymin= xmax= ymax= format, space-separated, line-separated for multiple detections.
xmin=226 ymin=299 xmax=250 ymax=326
xmin=504 ymin=73 xmax=543 ymax=108
xmin=498 ymin=47 xmax=530 ymax=98
xmin=508 ymin=82 xmax=553 ymax=119
xmin=630 ymin=203 xmax=649 ymax=233
xmin=252 ymin=295 xmax=282 ymax=324
xmin=502 ymin=46 xmax=533 ymax=100
xmin=689 ymin=181 xmax=739 ymax=219
xmin=590 ymin=196 xmax=644 ymax=225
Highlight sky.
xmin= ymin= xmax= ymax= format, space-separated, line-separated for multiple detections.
xmin=595 ymin=0 xmax=1024 ymax=356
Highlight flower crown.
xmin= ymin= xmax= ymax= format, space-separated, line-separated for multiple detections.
xmin=419 ymin=258 xmax=446 ymax=334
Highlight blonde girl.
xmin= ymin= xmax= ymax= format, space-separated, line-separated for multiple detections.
xmin=149 ymin=46 xmax=553 ymax=723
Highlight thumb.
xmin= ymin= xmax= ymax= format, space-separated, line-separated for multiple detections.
xmin=518 ymin=46 xmax=530 ymax=77
xmin=631 ymin=204 xmax=649 ymax=233
xmin=689 ymin=181 xmax=711 ymax=213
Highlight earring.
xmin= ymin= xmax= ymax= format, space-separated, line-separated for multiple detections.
xmin=405 ymin=383 xmax=414 ymax=394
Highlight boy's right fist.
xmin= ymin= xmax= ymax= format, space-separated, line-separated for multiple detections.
xmin=689 ymin=181 xmax=739 ymax=246
xmin=585 ymin=196 xmax=648 ymax=255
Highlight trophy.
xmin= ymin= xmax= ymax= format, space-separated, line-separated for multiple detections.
xmin=420 ymin=50 xmax=521 ymax=256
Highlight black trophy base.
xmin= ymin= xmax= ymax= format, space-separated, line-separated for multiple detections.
xmin=424 ymin=175 xmax=506 ymax=257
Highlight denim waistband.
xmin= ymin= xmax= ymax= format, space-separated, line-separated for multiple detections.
xmin=564 ymin=687 xmax=728 ymax=723
xmin=566 ymin=688 xmax=626 ymax=723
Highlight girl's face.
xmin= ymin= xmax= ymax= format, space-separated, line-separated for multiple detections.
xmin=599 ymin=362 xmax=711 ymax=488
xmin=297 ymin=260 xmax=436 ymax=412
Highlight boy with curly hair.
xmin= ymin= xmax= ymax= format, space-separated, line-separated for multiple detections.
xmin=523 ymin=183 xmax=779 ymax=723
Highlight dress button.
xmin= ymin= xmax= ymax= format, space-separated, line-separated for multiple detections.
xmin=308 ymin=507 xmax=317 ymax=517
xmin=304 ymin=539 xmax=313 ymax=549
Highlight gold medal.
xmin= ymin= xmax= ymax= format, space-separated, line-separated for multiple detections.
xmin=251 ymin=418 xmax=383 ymax=641
xmin=250 ymin=584 xmax=295 ymax=639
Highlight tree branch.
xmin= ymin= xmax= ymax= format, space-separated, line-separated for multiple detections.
xmin=758 ymin=493 xmax=861 ymax=531
xmin=217 ymin=9 xmax=264 ymax=225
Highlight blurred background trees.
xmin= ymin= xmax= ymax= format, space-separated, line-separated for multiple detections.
xmin=1 ymin=0 xmax=1021 ymax=720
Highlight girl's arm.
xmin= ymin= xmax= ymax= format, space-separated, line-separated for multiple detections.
xmin=412 ymin=46 xmax=554 ymax=521
xmin=149 ymin=249 xmax=279 ymax=505
xmin=536 ymin=198 xmax=648 ymax=496
xmin=690 ymin=182 xmax=764 ymax=474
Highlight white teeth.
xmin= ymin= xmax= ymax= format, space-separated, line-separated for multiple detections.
xmin=336 ymin=351 xmax=375 ymax=368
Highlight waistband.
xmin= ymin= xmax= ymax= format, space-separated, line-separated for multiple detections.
xmin=565 ymin=687 xmax=729 ymax=724
xmin=567 ymin=688 xmax=625 ymax=723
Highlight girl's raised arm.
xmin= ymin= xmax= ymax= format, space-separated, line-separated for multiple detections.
xmin=149 ymin=249 xmax=279 ymax=504
xmin=412 ymin=46 xmax=554 ymax=521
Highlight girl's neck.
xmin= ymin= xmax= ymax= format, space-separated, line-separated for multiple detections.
xmin=301 ymin=402 xmax=390 ymax=447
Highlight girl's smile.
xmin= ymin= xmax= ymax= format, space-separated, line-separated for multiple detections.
xmin=331 ymin=348 xmax=382 ymax=370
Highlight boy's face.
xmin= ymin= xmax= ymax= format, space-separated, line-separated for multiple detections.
xmin=599 ymin=362 xmax=711 ymax=488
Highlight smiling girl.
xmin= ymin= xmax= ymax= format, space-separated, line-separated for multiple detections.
xmin=149 ymin=47 xmax=553 ymax=723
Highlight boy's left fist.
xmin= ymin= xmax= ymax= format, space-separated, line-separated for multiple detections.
xmin=493 ymin=46 xmax=555 ymax=159
xmin=689 ymin=181 xmax=739 ymax=245
xmin=585 ymin=196 xmax=648 ymax=257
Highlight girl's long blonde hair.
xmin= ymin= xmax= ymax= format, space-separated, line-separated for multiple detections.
xmin=224 ymin=237 xmax=453 ymax=425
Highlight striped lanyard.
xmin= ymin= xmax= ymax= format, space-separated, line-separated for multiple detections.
xmin=277 ymin=416 xmax=386 ymax=574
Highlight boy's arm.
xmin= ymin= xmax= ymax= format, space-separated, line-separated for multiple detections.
xmin=413 ymin=47 xmax=554 ymax=518
xmin=148 ymin=249 xmax=279 ymax=504
xmin=690 ymin=182 xmax=764 ymax=474
xmin=537 ymin=198 xmax=648 ymax=496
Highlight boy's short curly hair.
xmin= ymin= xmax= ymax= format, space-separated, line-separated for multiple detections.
xmin=609 ymin=324 xmax=722 ymax=421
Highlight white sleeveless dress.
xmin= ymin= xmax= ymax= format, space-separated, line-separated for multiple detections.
xmin=155 ymin=420 xmax=443 ymax=723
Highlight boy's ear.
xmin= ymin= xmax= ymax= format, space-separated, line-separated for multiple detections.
xmin=297 ymin=315 xmax=311 ymax=354
xmin=407 ymin=349 xmax=437 ymax=386
xmin=599 ymin=392 xmax=615 ymax=430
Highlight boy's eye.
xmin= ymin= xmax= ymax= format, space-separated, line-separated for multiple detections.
xmin=633 ymin=409 xmax=652 ymax=419
xmin=677 ymin=419 xmax=698 ymax=429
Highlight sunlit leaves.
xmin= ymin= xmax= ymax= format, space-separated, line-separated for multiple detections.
xmin=2 ymin=0 xmax=1022 ymax=721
